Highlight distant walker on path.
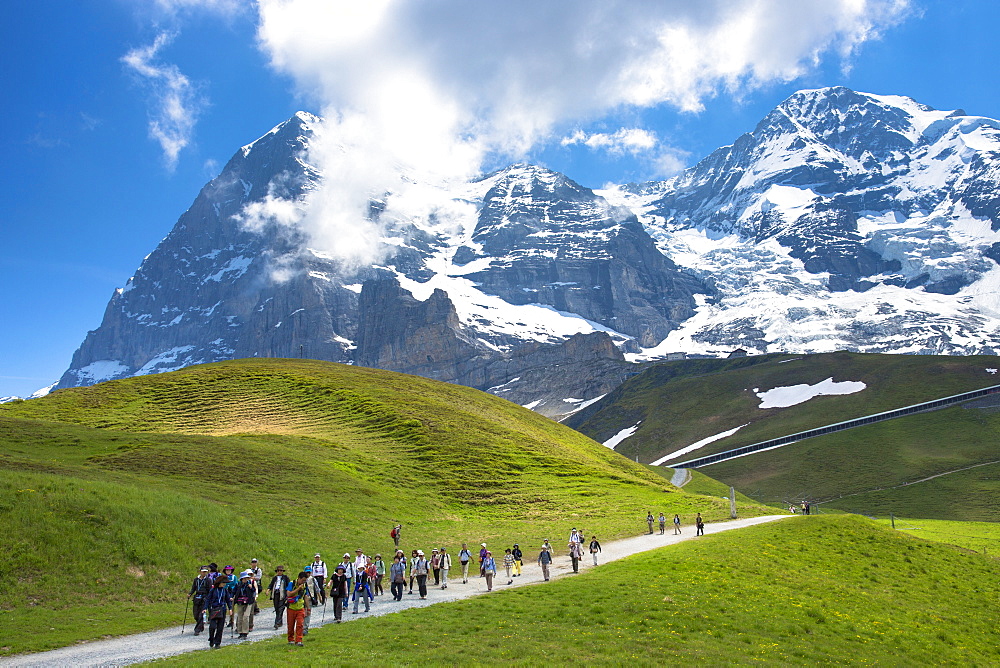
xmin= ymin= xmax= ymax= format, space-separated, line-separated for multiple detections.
xmin=646 ymin=512 xmax=655 ymax=534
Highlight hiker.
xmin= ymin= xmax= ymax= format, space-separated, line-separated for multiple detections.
xmin=249 ymin=558 xmax=263 ymax=614
xmin=267 ymin=566 xmax=290 ymax=629
xmin=431 ymin=548 xmax=441 ymax=585
xmin=789 ymin=504 xmax=796 ymax=514
xmin=217 ymin=565 xmax=237 ymax=628
xmin=459 ymin=543 xmax=473 ymax=584
xmin=673 ymin=514 xmax=682 ymax=535
xmin=389 ymin=554 xmax=406 ymax=601
xmin=647 ymin=512 xmax=655 ymax=534
xmin=503 ymin=548 xmax=515 ymax=585
xmin=568 ymin=528 xmax=582 ymax=546
xmin=479 ymin=543 xmax=488 ymax=577
xmin=482 ymin=550 xmax=497 ymax=591
xmin=340 ymin=554 xmax=356 ymax=598
xmin=658 ymin=512 xmax=667 ymax=534
xmin=205 ymin=574 xmax=232 ymax=649
xmin=352 ymin=565 xmax=372 ymax=613
xmin=208 ymin=563 xmax=220 ymax=583
xmin=801 ymin=502 xmax=807 ymax=515
xmin=439 ymin=546 xmax=452 ymax=589
xmin=392 ymin=524 xmax=402 ymax=548
xmin=511 ymin=544 xmax=523 ymax=577
xmin=805 ymin=502 xmax=811 ymax=515
xmin=354 ymin=548 xmax=369 ymax=573
xmin=372 ymin=554 xmax=385 ymax=596
xmin=413 ymin=549 xmax=430 ymax=599
xmin=285 ymin=571 xmax=309 ymax=646
xmin=311 ymin=554 xmax=327 ymax=604
xmin=408 ymin=549 xmax=419 ymax=594
xmin=301 ymin=566 xmax=320 ymax=636
xmin=329 ymin=564 xmax=349 ymax=622
xmin=187 ymin=566 xmax=212 ymax=636
xmin=568 ymin=540 xmax=583 ymax=573
xmin=233 ymin=570 xmax=257 ymax=639
xmin=589 ymin=536 xmax=602 ymax=565
xmin=538 ymin=543 xmax=553 ymax=581
xmin=696 ymin=513 xmax=705 ymax=536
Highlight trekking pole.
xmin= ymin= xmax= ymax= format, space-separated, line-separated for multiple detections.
xmin=181 ymin=598 xmax=189 ymax=635
xmin=321 ymin=594 xmax=328 ymax=625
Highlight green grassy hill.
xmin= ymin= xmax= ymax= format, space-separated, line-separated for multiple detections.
xmin=567 ymin=352 xmax=1000 ymax=518
xmin=162 ymin=515 xmax=1000 ymax=666
xmin=0 ymin=358 xmax=769 ymax=656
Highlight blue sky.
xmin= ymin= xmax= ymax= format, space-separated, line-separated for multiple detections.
xmin=2 ymin=1 xmax=998 ymax=398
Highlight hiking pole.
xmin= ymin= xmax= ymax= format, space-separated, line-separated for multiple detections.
xmin=181 ymin=598 xmax=189 ymax=635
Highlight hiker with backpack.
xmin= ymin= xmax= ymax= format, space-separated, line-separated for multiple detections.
xmin=372 ymin=554 xmax=385 ymax=596
xmin=673 ymin=514 xmax=682 ymax=535
xmin=658 ymin=512 xmax=667 ymax=534
xmin=538 ymin=543 xmax=553 ymax=581
xmin=479 ymin=543 xmax=488 ymax=577
xmin=438 ymin=546 xmax=452 ymax=589
xmin=311 ymin=554 xmax=327 ymax=605
xmin=431 ymin=548 xmax=441 ymax=585
xmin=248 ymin=558 xmax=263 ymax=614
xmin=329 ymin=564 xmax=349 ymax=622
xmin=407 ymin=549 xmax=419 ymax=594
xmin=352 ymin=565 xmax=373 ymax=613
xmin=647 ymin=512 xmax=655 ymax=534
xmin=503 ymin=548 xmax=515 ymax=585
xmin=339 ymin=554 xmax=355 ymax=599
xmin=301 ymin=566 xmax=320 ymax=636
xmin=205 ymin=574 xmax=233 ymax=649
xmin=482 ymin=551 xmax=497 ymax=591
xmin=696 ymin=513 xmax=705 ymax=536
xmin=389 ymin=554 xmax=406 ymax=600
xmin=412 ymin=550 xmax=430 ymax=599
xmin=589 ymin=536 xmax=602 ymax=565
xmin=217 ymin=565 xmax=236 ymax=628
xmin=511 ymin=544 xmax=523 ymax=577
xmin=267 ymin=566 xmax=290 ymax=629
xmin=568 ymin=540 xmax=583 ymax=573
xmin=391 ymin=524 xmax=402 ymax=547
xmin=459 ymin=543 xmax=473 ymax=584
xmin=285 ymin=572 xmax=309 ymax=646
xmin=187 ymin=566 xmax=213 ymax=636
xmin=233 ymin=570 xmax=257 ymax=639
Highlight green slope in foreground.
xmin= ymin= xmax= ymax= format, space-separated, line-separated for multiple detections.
xmin=162 ymin=515 xmax=1000 ymax=666
xmin=0 ymin=359 xmax=771 ymax=656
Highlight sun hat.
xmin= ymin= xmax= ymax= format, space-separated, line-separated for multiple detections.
xmin=417 ymin=550 xmax=425 ymax=556
xmin=481 ymin=543 xmax=486 ymax=547
xmin=200 ymin=567 xmax=209 ymax=572
xmin=224 ymin=565 xmax=234 ymax=571
xmin=304 ymin=566 xmax=312 ymax=572
xmin=343 ymin=553 xmax=351 ymax=558
xmin=251 ymin=558 xmax=258 ymax=563
xmin=335 ymin=564 xmax=346 ymax=571
xmin=315 ymin=553 xmax=321 ymax=558
xmin=240 ymin=570 xmax=252 ymax=578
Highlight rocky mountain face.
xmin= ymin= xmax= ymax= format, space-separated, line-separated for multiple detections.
xmin=56 ymin=87 xmax=1000 ymax=416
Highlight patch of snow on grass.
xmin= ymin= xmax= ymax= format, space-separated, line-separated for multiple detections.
xmin=756 ymin=377 xmax=866 ymax=409
xmin=651 ymin=424 xmax=748 ymax=465
xmin=603 ymin=422 xmax=641 ymax=450
xmin=987 ymin=368 xmax=998 ymax=375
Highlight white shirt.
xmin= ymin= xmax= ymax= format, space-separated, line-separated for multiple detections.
xmin=312 ymin=560 xmax=326 ymax=577
xmin=354 ymin=554 xmax=369 ymax=571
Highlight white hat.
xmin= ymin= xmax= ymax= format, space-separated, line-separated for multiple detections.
xmin=481 ymin=543 xmax=486 ymax=547
xmin=315 ymin=553 xmax=321 ymax=558
xmin=417 ymin=550 xmax=425 ymax=556
xmin=343 ymin=553 xmax=351 ymax=558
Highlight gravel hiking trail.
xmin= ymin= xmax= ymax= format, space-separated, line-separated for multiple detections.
xmin=1 ymin=514 xmax=791 ymax=667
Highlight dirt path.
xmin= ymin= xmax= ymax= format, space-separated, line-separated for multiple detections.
xmin=1 ymin=514 xmax=791 ymax=667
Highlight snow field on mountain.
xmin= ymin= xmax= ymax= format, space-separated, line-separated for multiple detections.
xmin=650 ymin=423 xmax=749 ymax=465
xmin=754 ymin=377 xmax=866 ymax=409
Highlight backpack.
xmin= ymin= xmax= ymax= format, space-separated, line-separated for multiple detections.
xmin=390 ymin=528 xmax=397 ymax=538
xmin=233 ymin=582 xmax=255 ymax=605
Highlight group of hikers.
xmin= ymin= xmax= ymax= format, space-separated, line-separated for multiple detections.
xmin=186 ymin=516 xmax=691 ymax=648
xmin=647 ymin=511 xmax=706 ymax=536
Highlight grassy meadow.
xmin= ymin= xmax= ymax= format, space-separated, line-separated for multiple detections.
xmin=704 ymin=404 xmax=1000 ymax=519
xmin=157 ymin=515 xmax=1000 ymax=666
xmin=567 ymin=351 xmax=1000 ymax=465
xmin=0 ymin=359 xmax=773 ymax=656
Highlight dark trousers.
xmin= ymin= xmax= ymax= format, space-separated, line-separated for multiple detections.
xmin=416 ymin=574 xmax=428 ymax=597
xmin=273 ymin=595 xmax=286 ymax=627
xmin=208 ymin=614 xmax=225 ymax=646
xmin=192 ymin=598 xmax=207 ymax=633
xmin=571 ymin=556 xmax=579 ymax=573
xmin=432 ymin=568 xmax=440 ymax=585
xmin=390 ymin=581 xmax=404 ymax=600
xmin=373 ymin=574 xmax=384 ymax=595
xmin=333 ymin=595 xmax=345 ymax=620
xmin=314 ymin=576 xmax=326 ymax=604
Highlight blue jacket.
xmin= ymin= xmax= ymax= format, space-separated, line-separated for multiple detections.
xmin=205 ymin=586 xmax=232 ymax=611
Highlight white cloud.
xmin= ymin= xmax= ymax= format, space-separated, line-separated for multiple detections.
xmin=122 ymin=32 xmax=203 ymax=169
xmin=561 ymin=128 xmax=659 ymax=155
xmin=248 ymin=0 xmax=911 ymax=265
